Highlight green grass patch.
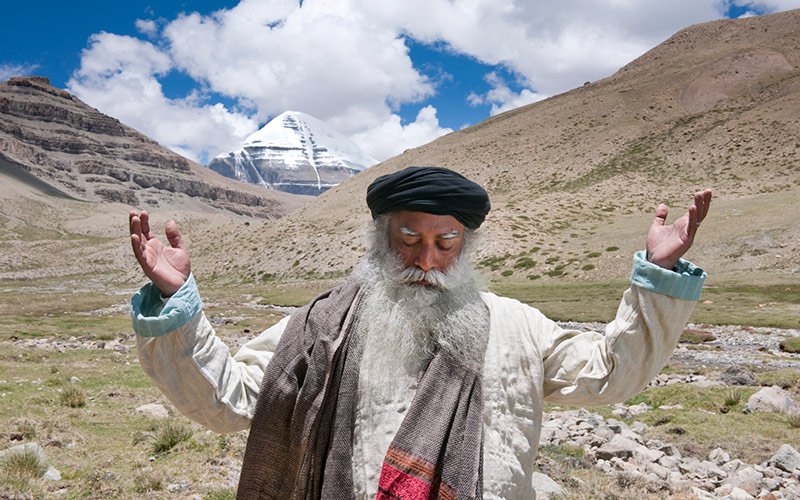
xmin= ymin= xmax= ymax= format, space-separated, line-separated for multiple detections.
xmin=756 ymin=369 xmax=800 ymax=389
xmin=679 ymin=329 xmax=716 ymax=344
xmin=490 ymin=280 xmax=630 ymax=322
xmin=513 ymin=257 xmax=536 ymax=269
xmin=693 ymin=282 xmax=800 ymax=329
xmin=780 ymin=337 xmax=800 ymax=353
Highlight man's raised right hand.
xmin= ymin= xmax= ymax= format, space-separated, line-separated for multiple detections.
xmin=129 ymin=211 xmax=191 ymax=297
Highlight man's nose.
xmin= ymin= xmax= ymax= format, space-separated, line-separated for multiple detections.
xmin=414 ymin=245 xmax=437 ymax=272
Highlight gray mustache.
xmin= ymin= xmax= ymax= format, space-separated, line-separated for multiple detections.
xmin=398 ymin=266 xmax=450 ymax=289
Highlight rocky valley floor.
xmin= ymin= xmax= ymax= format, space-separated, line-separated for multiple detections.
xmin=0 ymin=286 xmax=798 ymax=499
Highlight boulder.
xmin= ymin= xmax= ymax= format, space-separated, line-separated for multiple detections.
xmin=691 ymin=486 xmax=717 ymax=499
xmin=720 ymin=365 xmax=758 ymax=386
xmin=723 ymin=466 xmax=762 ymax=497
xmin=135 ymin=403 xmax=170 ymax=419
xmin=596 ymin=435 xmax=640 ymax=460
xmin=709 ymin=447 xmax=731 ymax=466
xmin=767 ymin=444 xmax=800 ymax=473
xmin=743 ymin=386 xmax=800 ymax=415
xmin=530 ymin=472 xmax=564 ymax=499
xmin=727 ymin=487 xmax=755 ymax=500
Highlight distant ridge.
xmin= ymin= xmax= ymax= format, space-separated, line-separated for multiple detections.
xmin=208 ymin=110 xmax=377 ymax=196
xmin=0 ymin=76 xmax=306 ymax=218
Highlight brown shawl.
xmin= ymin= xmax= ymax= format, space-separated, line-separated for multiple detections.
xmin=236 ymin=278 xmax=484 ymax=500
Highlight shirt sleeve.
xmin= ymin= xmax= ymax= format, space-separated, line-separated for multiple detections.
xmin=131 ymin=275 xmax=288 ymax=433
xmin=534 ymin=252 xmax=706 ymax=405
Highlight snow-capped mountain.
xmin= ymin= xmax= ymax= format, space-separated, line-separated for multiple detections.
xmin=207 ymin=111 xmax=377 ymax=196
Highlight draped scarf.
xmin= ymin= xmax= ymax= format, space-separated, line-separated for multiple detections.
xmin=236 ymin=277 xmax=485 ymax=500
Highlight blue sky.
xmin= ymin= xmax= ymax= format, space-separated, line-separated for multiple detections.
xmin=1 ymin=0 xmax=796 ymax=164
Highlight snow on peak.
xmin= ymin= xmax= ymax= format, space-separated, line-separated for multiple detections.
xmin=208 ymin=111 xmax=377 ymax=196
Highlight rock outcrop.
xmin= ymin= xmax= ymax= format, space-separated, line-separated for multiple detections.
xmin=0 ymin=76 xmax=304 ymax=218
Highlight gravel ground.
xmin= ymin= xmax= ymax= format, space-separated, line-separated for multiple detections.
xmin=559 ymin=321 xmax=800 ymax=372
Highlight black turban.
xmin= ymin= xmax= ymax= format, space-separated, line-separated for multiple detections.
xmin=366 ymin=166 xmax=491 ymax=230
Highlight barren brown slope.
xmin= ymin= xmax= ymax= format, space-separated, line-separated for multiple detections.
xmin=183 ymin=10 xmax=800 ymax=286
xmin=0 ymin=76 xmax=311 ymax=282
xmin=0 ymin=76 xmax=307 ymax=218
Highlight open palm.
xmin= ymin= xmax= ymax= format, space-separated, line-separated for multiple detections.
xmin=646 ymin=189 xmax=712 ymax=270
xmin=129 ymin=211 xmax=191 ymax=297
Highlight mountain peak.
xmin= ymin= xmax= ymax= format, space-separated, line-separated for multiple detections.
xmin=208 ymin=111 xmax=377 ymax=196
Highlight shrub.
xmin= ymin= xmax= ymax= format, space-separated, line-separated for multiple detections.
xmin=779 ymin=337 xmax=800 ymax=353
xmin=724 ymin=389 xmax=742 ymax=408
xmin=581 ymin=264 xmax=595 ymax=271
xmin=605 ymin=246 xmax=619 ymax=251
xmin=0 ymin=444 xmax=48 ymax=479
xmin=59 ymin=385 xmax=86 ymax=408
xmin=527 ymin=274 xmax=540 ymax=280
xmin=501 ymin=270 xmax=513 ymax=277
xmin=586 ymin=252 xmax=601 ymax=258
xmin=206 ymin=488 xmax=237 ymax=500
xmin=513 ymin=257 xmax=536 ymax=269
xmin=133 ymin=468 xmax=164 ymax=493
xmin=151 ymin=420 xmax=193 ymax=454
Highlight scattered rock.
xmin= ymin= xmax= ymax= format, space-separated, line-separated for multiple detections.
xmin=709 ymin=447 xmax=731 ymax=466
xmin=767 ymin=444 xmax=800 ymax=473
xmin=43 ymin=465 xmax=61 ymax=481
xmin=539 ymin=409 xmax=799 ymax=499
xmin=135 ymin=403 xmax=169 ymax=419
xmin=720 ymin=366 xmax=758 ymax=386
xmin=743 ymin=386 xmax=800 ymax=415
xmin=530 ymin=471 xmax=564 ymax=499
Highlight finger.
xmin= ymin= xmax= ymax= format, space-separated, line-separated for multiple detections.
xmin=687 ymin=205 xmax=698 ymax=240
xmin=129 ymin=210 xmax=138 ymax=234
xmin=165 ymin=220 xmax=186 ymax=250
xmin=130 ymin=233 xmax=145 ymax=262
xmin=699 ymin=188 xmax=712 ymax=221
xmin=694 ymin=191 xmax=704 ymax=220
xmin=129 ymin=215 xmax=146 ymax=258
xmin=652 ymin=203 xmax=669 ymax=227
xmin=140 ymin=211 xmax=153 ymax=239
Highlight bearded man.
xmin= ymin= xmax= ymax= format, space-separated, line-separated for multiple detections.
xmin=129 ymin=166 xmax=712 ymax=499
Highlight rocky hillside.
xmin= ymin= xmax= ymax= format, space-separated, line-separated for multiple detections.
xmin=189 ymin=9 xmax=800 ymax=284
xmin=0 ymin=76 xmax=305 ymax=218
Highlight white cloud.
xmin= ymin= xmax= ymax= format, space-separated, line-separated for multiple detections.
xmin=350 ymin=105 xmax=452 ymax=161
xmin=734 ymin=0 xmax=800 ymax=11
xmin=68 ymin=33 xmax=257 ymax=163
xmin=66 ymin=0 xmax=800 ymax=165
xmin=468 ymin=72 xmax=547 ymax=115
xmin=0 ymin=62 xmax=40 ymax=82
xmin=135 ymin=19 xmax=159 ymax=38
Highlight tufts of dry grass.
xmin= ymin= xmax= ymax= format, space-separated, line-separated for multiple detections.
xmin=151 ymin=419 xmax=193 ymax=454
xmin=59 ymin=384 xmax=86 ymax=408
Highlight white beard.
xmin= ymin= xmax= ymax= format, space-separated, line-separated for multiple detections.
xmin=353 ymin=239 xmax=490 ymax=394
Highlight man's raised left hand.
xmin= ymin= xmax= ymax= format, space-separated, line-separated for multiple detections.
xmin=645 ymin=189 xmax=712 ymax=270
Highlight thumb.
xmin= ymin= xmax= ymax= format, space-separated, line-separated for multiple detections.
xmin=165 ymin=220 xmax=186 ymax=250
xmin=652 ymin=204 xmax=668 ymax=227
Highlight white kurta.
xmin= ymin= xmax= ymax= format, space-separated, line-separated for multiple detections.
xmin=135 ymin=281 xmax=697 ymax=499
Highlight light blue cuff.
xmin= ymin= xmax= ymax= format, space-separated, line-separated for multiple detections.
xmin=630 ymin=250 xmax=707 ymax=301
xmin=130 ymin=273 xmax=202 ymax=337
